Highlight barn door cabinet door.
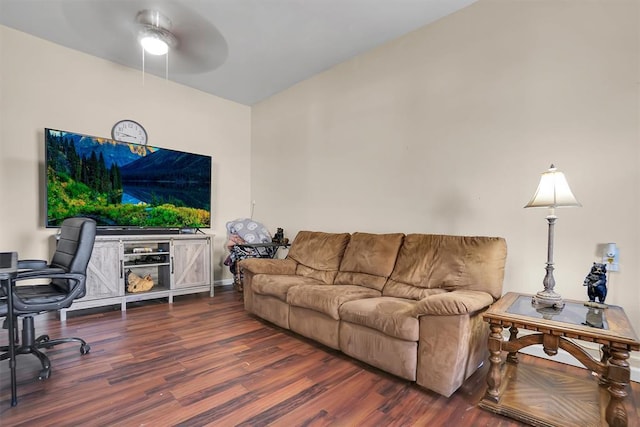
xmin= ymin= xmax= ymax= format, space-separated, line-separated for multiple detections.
xmin=172 ymin=238 xmax=211 ymax=290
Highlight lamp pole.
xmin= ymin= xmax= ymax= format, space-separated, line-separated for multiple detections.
xmin=532 ymin=212 xmax=564 ymax=308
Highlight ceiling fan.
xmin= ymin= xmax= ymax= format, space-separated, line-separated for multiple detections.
xmin=60 ymin=1 xmax=228 ymax=75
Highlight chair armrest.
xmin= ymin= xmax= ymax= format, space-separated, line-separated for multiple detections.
xmin=17 ymin=259 xmax=49 ymax=270
xmin=239 ymin=258 xmax=297 ymax=275
xmin=409 ymin=290 xmax=494 ymax=317
xmin=11 ymin=273 xmax=86 ymax=311
xmin=46 ymin=273 xmax=86 ymax=298
xmin=16 ymin=267 xmax=66 ymax=280
xmin=15 ymin=271 xmax=84 ymax=284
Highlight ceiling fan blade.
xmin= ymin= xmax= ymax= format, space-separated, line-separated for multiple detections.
xmin=169 ymin=17 xmax=228 ymax=74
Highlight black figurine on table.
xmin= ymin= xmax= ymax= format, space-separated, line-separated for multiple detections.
xmin=583 ymin=262 xmax=607 ymax=303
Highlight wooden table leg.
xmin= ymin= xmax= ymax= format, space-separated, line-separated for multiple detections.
xmin=506 ymin=325 xmax=519 ymax=364
xmin=605 ymin=348 xmax=630 ymax=427
xmin=599 ymin=344 xmax=611 ymax=386
xmin=484 ymin=323 xmax=503 ymax=402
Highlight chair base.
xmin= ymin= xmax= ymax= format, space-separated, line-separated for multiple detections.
xmin=0 ymin=316 xmax=90 ymax=380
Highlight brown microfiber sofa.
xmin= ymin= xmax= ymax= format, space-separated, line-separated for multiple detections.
xmin=240 ymin=231 xmax=507 ymax=397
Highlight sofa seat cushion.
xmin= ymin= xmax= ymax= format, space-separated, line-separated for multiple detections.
xmin=252 ymin=274 xmax=325 ymax=302
xmin=339 ymin=297 xmax=419 ymax=341
xmin=287 ymin=284 xmax=380 ymax=320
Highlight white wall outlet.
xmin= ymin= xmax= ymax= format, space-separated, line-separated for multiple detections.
xmin=602 ymin=243 xmax=619 ymax=272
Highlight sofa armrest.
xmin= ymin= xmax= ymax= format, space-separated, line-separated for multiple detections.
xmin=239 ymin=258 xmax=297 ymax=276
xmin=410 ymin=290 xmax=494 ymax=317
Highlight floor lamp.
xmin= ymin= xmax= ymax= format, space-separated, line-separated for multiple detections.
xmin=525 ymin=164 xmax=581 ymax=309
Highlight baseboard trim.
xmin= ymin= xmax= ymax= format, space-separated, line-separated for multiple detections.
xmin=214 ymin=278 xmax=234 ymax=287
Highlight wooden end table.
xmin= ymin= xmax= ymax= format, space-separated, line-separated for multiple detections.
xmin=479 ymin=292 xmax=639 ymax=427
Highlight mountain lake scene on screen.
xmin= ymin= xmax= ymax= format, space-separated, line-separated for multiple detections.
xmin=46 ymin=129 xmax=211 ymax=228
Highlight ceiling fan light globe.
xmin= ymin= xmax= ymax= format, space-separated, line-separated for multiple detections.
xmin=140 ymin=34 xmax=169 ymax=55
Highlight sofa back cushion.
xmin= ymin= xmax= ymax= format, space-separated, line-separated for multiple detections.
xmin=334 ymin=232 xmax=404 ymax=291
xmin=384 ymin=234 xmax=507 ymax=300
xmin=288 ymin=231 xmax=351 ymax=284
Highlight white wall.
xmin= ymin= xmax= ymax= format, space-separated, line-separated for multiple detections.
xmin=0 ymin=25 xmax=251 ymax=282
xmin=252 ymin=0 xmax=640 ymax=373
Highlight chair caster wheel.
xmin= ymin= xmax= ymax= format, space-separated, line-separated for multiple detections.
xmin=80 ymin=344 xmax=91 ymax=355
xmin=38 ymin=369 xmax=51 ymax=380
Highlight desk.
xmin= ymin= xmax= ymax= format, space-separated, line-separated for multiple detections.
xmin=479 ymin=292 xmax=640 ymax=427
xmin=0 ymin=252 xmax=18 ymax=406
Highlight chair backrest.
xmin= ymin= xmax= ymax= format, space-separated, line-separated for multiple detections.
xmin=51 ymin=217 xmax=97 ymax=292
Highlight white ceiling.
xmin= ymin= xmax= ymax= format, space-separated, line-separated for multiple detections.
xmin=0 ymin=0 xmax=477 ymax=105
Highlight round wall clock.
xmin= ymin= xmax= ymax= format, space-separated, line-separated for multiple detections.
xmin=111 ymin=119 xmax=148 ymax=145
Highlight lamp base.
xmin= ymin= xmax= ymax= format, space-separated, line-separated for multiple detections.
xmin=532 ymin=290 xmax=565 ymax=309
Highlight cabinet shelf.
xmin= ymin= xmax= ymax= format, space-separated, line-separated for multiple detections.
xmin=125 ymin=286 xmax=170 ymax=296
xmin=124 ymin=251 xmax=168 ymax=257
xmin=124 ymin=262 xmax=170 ymax=268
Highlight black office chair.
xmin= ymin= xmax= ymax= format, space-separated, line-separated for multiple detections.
xmin=0 ymin=217 xmax=96 ymax=380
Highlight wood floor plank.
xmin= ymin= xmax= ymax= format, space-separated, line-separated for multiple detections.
xmin=1 ymin=287 xmax=638 ymax=426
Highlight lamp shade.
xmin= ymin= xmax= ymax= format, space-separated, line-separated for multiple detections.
xmin=524 ymin=164 xmax=581 ymax=209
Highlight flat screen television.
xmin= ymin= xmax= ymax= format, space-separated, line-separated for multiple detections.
xmin=45 ymin=128 xmax=212 ymax=230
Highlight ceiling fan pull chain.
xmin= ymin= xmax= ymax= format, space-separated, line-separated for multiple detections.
xmin=142 ymin=47 xmax=145 ymax=87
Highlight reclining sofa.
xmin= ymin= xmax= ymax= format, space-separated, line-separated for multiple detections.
xmin=240 ymin=231 xmax=507 ymax=397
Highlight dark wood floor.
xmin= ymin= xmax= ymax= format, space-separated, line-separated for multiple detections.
xmin=1 ymin=287 xmax=638 ymax=426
